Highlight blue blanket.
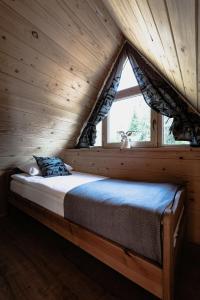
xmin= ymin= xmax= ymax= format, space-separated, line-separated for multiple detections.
xmin=64 ymin=178 xmax=179 ymax=263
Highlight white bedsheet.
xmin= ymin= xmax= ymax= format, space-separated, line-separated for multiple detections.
xmin=10 ymin=171 xmax=106 ymax=216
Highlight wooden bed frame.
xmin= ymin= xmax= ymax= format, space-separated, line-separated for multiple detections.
xmin=8 ymin=186 xmax=185 ymax=300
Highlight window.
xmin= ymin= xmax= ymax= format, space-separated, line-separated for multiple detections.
xmin=95 ymin=59 xmax=189 ymax=148
xmin=162 ymin=116 xmax=189 ymax=146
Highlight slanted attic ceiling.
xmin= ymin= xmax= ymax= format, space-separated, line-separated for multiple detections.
xmin=103 ymin=0 xmax=198 ymax=110
xmin=0 ymin=0 xmax=123 ymax=170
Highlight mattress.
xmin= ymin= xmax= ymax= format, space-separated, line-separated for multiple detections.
xmin=10 ymin=171 xmax=106 ymax=217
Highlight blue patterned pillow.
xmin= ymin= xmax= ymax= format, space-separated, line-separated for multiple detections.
xmin=33 ymin=156 xmax=71 ymax=177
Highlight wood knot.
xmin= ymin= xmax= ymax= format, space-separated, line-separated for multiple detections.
xmin=14 ymin=69 xmax=19 ymax=73
xmin=32 ymin=31 xmax=39 ymax=39
xmin=70 ymin=67 xmax=73 ymax=71
xmin=1 ymin=35 xmax=6 ymax=40
xmin=181 ymin=46 xmax=185 ymax=53
xmin=179 ymin=156 xmax=183 ymax=160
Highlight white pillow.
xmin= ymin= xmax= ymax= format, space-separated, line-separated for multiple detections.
xmin=19 ymin=162 xmax=41 ymax=176
xmin=65 ymin=163 xmax=73 ymax=172
xmin=19 ymin=162 xmax=73 ymax=175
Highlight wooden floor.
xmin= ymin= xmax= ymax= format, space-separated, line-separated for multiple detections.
xmin=0 ymin=209 xmax=200 ymax=300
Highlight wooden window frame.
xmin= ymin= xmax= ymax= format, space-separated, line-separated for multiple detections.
xmin=102 ymin=86 xmax=158 ymax=148
xmin=95 ymin=89 xmax=189 ymax=150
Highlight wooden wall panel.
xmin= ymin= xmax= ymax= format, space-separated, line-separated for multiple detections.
xmin=64 ymin=148 xmax=200 ymax=244
xmin=0 ymin=0 xmax=123 ymax=215
xmin=104 ymin=0 xmax=198 ymax=111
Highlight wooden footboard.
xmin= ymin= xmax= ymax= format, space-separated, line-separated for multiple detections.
xmin=163 ymin=189 xmax=186 ymax=300
xmin=8 ymin=188 xmax=185 ymax=300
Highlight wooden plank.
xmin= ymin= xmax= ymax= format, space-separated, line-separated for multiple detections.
xmin=0 ymin=51 xmax=95 ymax=104
xmin=2 ymin=0 xmax=109 ymax=68
xmin=0 ymin=26 xmax=98 ymax=97
xmin=165 ymin=0 xmax=197 ymax=108
xmin=0 ymin=0 xmax=122 ymax=173
xmin=148 ymin=0 xmax=185 ymax=94
xmin=0 ymin=72 xmax=92 ymax=112
xmin=0 ymin=2 xmax=111 ymax=86
xmin=0 ymin=106 xmax=79 ymax=132
xmin=127 ymin=0 xmax=170 ymax=81
xmin=0 ymin=91 xmax=84 ymax=125
xmin=38 ymin=0 xmax=121 ymax=53
xmin=136 ymin=0 xmax=178 ymax=87
xmin=86 ymin=0 xmax=122 ymax=43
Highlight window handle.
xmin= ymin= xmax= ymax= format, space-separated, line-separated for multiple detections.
xmin=152 ymin=119 xmax=156 ymax=131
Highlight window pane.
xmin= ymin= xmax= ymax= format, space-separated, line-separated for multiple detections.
xmin=117 ymin=59 xmax=138 ymax=91
xmin=162 ymin=116 xmax=189 ymax=145
xmin=107 ymin=95 xmax=151 ymax=143
xmin=94 ymin=121 xmax=102 ymax=146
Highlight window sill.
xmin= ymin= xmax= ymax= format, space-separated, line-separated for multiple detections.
xmin=67 ymin=146 xmax=200 ymax=152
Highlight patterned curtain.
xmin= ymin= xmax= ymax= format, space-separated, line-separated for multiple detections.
xmin=76 ymin=41 xmax=200 ymax=148
xmin=125 ymin=43 xmax=200 ymax=146
xmin=76 ymin=48 xmax=127 ymax=148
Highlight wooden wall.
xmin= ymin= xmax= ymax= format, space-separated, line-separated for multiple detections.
xmin=64 ymin=148 xmax=200 ymax=244
xmin=0 ymin=0 xmax=123 ymax=214
xmin=104 ymin=0 xmax=199 ymax=111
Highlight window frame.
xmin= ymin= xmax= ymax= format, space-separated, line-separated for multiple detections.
xmin=157 ymin=115 xmax=190 ymax=148
xmin=102 ymin=86 xmax=158 ymax=148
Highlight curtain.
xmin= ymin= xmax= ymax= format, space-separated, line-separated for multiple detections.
xmin=76 ymin=48 xmax=127 ymax=148
xmin=125 ymin=43 xmax=200 ymax=146
xmin=76 ymin=41 xmax=200 ymax=148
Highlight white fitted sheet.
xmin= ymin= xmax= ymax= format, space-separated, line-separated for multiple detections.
xmin=10 ymin=171 xmax=106 ymax=217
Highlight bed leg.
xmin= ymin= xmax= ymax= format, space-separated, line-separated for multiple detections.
xmin=163 ymin=210 xmax=174 ymax=300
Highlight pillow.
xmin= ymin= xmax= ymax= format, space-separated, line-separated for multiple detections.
xmin=19 ymin=161 xmax=41 ymax=176
xmin=65 ymin=163 xmax=73 ymax=172
xmin=33 ymin=156 xmax=71 ymax=177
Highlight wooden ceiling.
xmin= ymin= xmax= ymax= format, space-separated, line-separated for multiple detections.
xmin=0 ymin=0 xmax=123 ymax=170
xmin=103 ymin=0 xmax=198 ymax=111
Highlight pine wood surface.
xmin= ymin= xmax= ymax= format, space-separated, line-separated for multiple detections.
xmin=0 ymin=208 xmax=199 ymax=300
xmin=0 ymin=0 xmax=123 ymax=171
xmin=103 ymin=0 xmax=198 ymax=110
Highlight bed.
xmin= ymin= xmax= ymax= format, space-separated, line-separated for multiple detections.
xmin=8 ymin=170 xmax=186 ymax=300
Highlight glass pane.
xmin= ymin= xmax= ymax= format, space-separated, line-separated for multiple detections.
xmin=94 ymin=121 xmax=102 ymax=146
xmin=162 ymin=116 xmax=189 ymax=145
xmin=107 ymin=95 xmax=151 ymax=143
xmin=117 ymin=59 xmax=138 ymax=91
